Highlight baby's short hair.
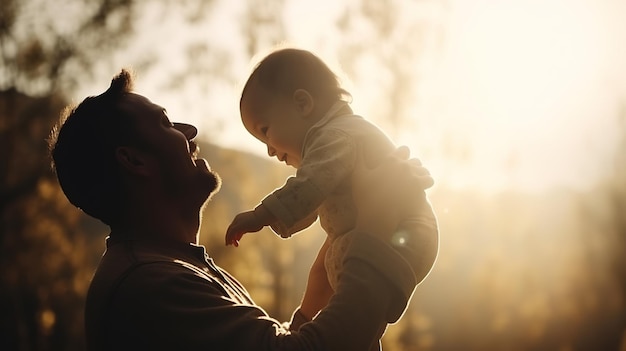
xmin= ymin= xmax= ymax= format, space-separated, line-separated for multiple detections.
xmin=242 ymin=48 xmax=351 ymax=106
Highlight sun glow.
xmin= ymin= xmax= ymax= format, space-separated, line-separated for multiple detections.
xmin=391 ymin=0 xmax=626 ymax=192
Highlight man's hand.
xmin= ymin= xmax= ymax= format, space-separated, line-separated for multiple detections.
xmin=225 ymin=211 xmax=265 ymax=247
xmin=352 ymin=146 xmax=434 ymax=239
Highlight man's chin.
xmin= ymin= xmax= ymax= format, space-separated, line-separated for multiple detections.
xmin=196 ymin=159 xmax=221 ymax=190
xmin=205 ymin=171 xmax=221 ymax=198
xmin=198 ymin=170 xmax=221 ymax=206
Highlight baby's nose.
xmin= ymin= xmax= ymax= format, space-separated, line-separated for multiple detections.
xmin=267 ymin=145 xmax=276 ymax=157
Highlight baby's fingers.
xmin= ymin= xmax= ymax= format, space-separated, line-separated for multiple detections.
xmin=225 ymin=226 xmax=241 ymax=247
xmin=406 ymin=158 xmax=434 ymax=190
xmin=391 ymin=145 xmax=411 ymax=160
xmin=389 ymin=146 xmax=434 ymax=191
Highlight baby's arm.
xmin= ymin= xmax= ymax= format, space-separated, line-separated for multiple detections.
xmin=299 ymin=237 xmax=333 ymax=321
xmin=225 ymin=205 xmax=275 ymax=246
xmin=262 ymin=129 xmax=356 ymax=236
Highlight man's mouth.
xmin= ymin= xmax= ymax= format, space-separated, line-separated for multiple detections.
xmin=196 ymin=158 xmax=210 ymax=170
xmin=190 ymin=140 xmax=200 ymax=160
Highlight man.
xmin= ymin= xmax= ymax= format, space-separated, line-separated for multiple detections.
xmin=49 ymin=69 xmax=436 ymax=350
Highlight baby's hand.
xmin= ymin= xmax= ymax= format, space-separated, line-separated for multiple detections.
xmin=225 ymin=211 xmax=265 ymax=247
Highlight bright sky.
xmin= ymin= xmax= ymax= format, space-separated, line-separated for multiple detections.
xmin=81 ymin=0 xmax=626 ymax=193
xmin=416 ymin=0 xmax=626 ymax=192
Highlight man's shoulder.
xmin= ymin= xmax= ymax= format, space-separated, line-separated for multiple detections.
xmin=85 ymin=240 xmax=218 ymax=325
xmin=85 ymin=241 xmax=182 ymax=346
xmin=88 ymin=243 xmax=166 ymax=304
xmin=84 ymin=241 xmax=247 ymax=349
xmin=94 ymin=241 xmax=175 ymax=278
xmin=90 ymin=241 xmax=205 ymax=292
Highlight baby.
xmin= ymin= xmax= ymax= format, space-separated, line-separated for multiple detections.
xmin=225 ymin=48 xmax=439 ymax=326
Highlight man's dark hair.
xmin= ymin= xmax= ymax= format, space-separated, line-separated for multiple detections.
xmin=49 ymin=69 xmax=136 ymax=225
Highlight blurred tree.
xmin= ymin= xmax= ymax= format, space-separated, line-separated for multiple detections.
xmin=0 ymin=0 xmax=135 ymax=94
xmin=612 ymin=108 xmax=626 ymax=350
xmin=335 ymin=0 xmax=446 ymax=136
xmin=565 ymin=104 xmax=626 ymax=350
xmin=608 ymin=104 xmax=626 ymax=301
xmin=583 ymin=104 xmax=626 ymax=349
xmin=241 ymin=0 xmax=286 ymax=58
xmin=0 ymin=0 xmax=137 ymax=349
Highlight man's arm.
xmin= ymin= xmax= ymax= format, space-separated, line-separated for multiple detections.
xmin=105 ymin=241 xmax=414 ymax=351
xmin=295 ymin=233 xmax=417 ymax=350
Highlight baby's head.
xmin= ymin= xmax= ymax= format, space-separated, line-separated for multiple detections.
xmin=239 ymin=48 xmax=351 ymax=168
xmin=241 ymin=48 xmax=350 ymax=111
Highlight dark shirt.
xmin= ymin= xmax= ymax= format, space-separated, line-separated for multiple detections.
xmin=85 ymin=232 xmax=417 ymax=350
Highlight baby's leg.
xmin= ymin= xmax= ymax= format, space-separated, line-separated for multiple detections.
xmin=300 ymin=237 xmax=334 ymax=320
xmin=395 ymin=204 xmax=439 ymax=285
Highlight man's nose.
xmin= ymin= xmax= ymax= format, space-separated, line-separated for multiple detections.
xmin=173 ymin=123 xmax=198 ymax=140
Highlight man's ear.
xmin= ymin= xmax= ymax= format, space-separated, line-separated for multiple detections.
xmin=115 ymin=146 xmax=151 ymax=177
xmin=293 ymin=89 xmax=315 ymax=117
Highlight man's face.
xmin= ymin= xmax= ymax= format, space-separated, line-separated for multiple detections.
xmin=118 ymin=93 xmax=220 ymax=211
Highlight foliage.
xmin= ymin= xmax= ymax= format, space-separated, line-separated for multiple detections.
xmin=381 ymin=186 xmax=626 ymax=350
xmin=0 ymin=0 xmax=137 ymax=95
xmin=0 ymin=88 xmax=101 ymax=350
xmin=336 ymin=0 xmax=445 ymax=134
xmin=0 ymin=0 xmax=137 ymax=349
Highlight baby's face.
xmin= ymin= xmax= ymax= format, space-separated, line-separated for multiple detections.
xmin=240 ymin=83 xmax=312 ymax=168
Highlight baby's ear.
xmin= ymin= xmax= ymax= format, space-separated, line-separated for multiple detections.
xmin=293 ymin=89 xmax=314 ymax=116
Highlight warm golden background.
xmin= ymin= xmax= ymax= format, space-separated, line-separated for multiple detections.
xmin=1 ymin=0 xmax=624 ymax=350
